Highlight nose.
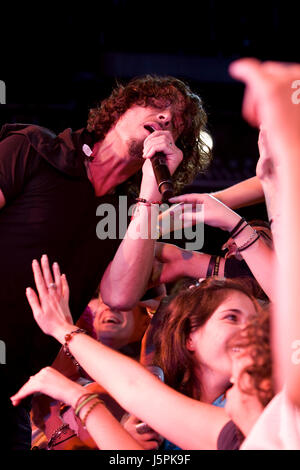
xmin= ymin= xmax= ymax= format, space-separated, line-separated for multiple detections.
xmin=157 ymin=110 xmax=172 ymax=130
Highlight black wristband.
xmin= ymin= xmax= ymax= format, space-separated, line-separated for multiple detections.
xmin=231 ymin=223 xmax=249 ymax=239
xmin=206 ymin=255 xmax=217 ymax=277
xmin=228 ymin=217 xmax=246 ymax=238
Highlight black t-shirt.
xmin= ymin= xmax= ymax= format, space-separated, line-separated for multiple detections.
xmin=217 ymin=420 xmax=245 ymax=450
xmin=0 ymin=124 xmax=126 ymax=391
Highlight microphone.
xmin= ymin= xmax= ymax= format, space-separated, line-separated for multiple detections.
xmin=144 ymin=126 xmax=174 ymax=201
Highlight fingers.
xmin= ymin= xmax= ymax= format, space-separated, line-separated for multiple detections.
xmin=32 ymin=259 xmax=49 ymax=299
xmin=26 ymin=287 xmax=43 ymax=319
xmin=10 ymin=376 xmax=37 ymax=407
xmin=169 ymin=194 xmax=205 ymax=204
xmin=32 ymin=256 xmax=65 ymax=300
xmin=229 ymin=58 xmax=266 ymax=87
xmin=61 ymin=273 xmax=70 ymax=303
xmin=52 ymin=262 xmax=62 ymax=298
xmin=143 ymin=131 xmax=178 ymax=159
xmin=41 ymin=254 xmax=55 ymax=289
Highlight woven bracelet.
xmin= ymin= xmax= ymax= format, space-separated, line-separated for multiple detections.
xmin=81 ymin=399 xmax=105 ymax=428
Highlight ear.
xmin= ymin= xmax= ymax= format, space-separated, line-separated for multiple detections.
xmin=186 ymin=334 xmax=195 ymax=352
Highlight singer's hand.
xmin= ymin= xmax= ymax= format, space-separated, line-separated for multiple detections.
xmin=139 ymin=130 xmax=183 ymax=201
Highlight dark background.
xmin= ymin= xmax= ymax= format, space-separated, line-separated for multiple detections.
xmin=0 ymin=1 xmax=298 ymax=252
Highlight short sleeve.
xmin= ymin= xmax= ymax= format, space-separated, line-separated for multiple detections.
xmin=217 ymin=420 xmax=245 ymax=450
xmin=0 ymin=133 xmax=32 ymax=203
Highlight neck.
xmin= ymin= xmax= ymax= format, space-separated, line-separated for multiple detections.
xmin=87 ymin=133 xmax=142 ymax=197
xmin=195 ymin=367 xmax=229 ymax=404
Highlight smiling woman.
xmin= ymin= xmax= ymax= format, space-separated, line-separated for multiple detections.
xmin=151 ymin=278 xmax=260 ymax=402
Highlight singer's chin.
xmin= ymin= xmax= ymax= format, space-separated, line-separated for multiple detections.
xmin=128 ymin=138 xmax=145 ymax=161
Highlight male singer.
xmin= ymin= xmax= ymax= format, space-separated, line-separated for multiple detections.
xmin=0 ymin=75 xmax=209 ymax=449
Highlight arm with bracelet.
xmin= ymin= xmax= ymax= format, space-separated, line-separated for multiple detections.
xmin=11 ymin=366 xmax=143 ymax=450
xmin=167 ymin=193 xmax=275 ymax=299
xmin=12 ymin=258 xmax=231 ymax=450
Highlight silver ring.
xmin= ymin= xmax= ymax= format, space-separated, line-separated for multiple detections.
xmin=48 ymin=283 xmax=57 ymax=290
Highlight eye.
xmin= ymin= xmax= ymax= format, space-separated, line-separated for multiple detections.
xmin=224 ymin=313 xmax=239 ymax=322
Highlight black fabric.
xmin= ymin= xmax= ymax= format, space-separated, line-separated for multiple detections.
xmin=0 ymin=124 xmax=128 ymax=447
xmin=217 ymin=420 xmax=245 ymax=450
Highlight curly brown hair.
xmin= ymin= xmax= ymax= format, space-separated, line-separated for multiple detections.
xmin=87 ymin=75 xmax=212 ymax=195
xmin=228 ymin=305 xmax=274 ymax=407
xmin=152 ymin=277 xmax=260 ymax=400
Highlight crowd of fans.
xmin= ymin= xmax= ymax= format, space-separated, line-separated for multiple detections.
xmin=3 ymin=59 xmax=300 ymax=450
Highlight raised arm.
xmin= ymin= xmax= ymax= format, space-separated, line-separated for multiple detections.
xmin=100 ymin=130 xmax=183 ymax=310
xmin=229 ymin=58 xmax=300 ymax=405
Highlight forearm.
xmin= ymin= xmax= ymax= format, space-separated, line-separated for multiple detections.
xmin=57 ymin=378 xmax=142 ymax=450
xmin=81 ymin=403 xmax=143 ymax=450
xmin=100 ymin=204 xmax=158 ymax=310
xmin=213 ymin=176 xmax=264 ymax=209
xmin=180 ymin=251 xmax=225 ymax=279
xmin=236 ymin=235 xmax=276 ymax=300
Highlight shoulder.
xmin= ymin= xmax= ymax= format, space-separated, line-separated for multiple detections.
xmin=0 ymin=123 xmax=56 ymax=142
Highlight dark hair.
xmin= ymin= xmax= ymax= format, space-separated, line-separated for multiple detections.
xmin=87 ymin=75 xmax=212 ymax=195
xmin=152 ymin=277 xmax=260 ymax=400
xmin=228 ymin=305 xmax=274 ymax=407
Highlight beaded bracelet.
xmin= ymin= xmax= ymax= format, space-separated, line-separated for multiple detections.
xmin=213 ymin=256 xmax=221 ymax=276
xmin=63 ymin=328 xmax=87 ymax=366
xmin=135 ymin=198 xmax=162 ymax=205
xmin=237 ymin=233 xmax=260 ymax=252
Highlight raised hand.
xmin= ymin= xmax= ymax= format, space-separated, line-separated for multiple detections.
xmin=229 ymin=59 xmax=300 ymax=159
xmin=26 ymin=255 xmax=74 ymax=339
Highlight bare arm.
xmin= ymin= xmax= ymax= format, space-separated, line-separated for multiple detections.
xmin=100 ymin=203 xmax=158 ymax=310
xmin=212 ymin=176 xmax=264 ymax=210
xmin=229 ymin=58 xmax=300 ymax=406
xmin=12 ymin=367 xmax=143 ymax=450
xmin=152 ymin=242 xmax=225 ymax=285
xmin=101 ymin=130 xmax=183 ymax=310
xmin=56 ymin=331 xmax=229 ymax=450
xmin=169 ymin=193 xmax=274 ymax=299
